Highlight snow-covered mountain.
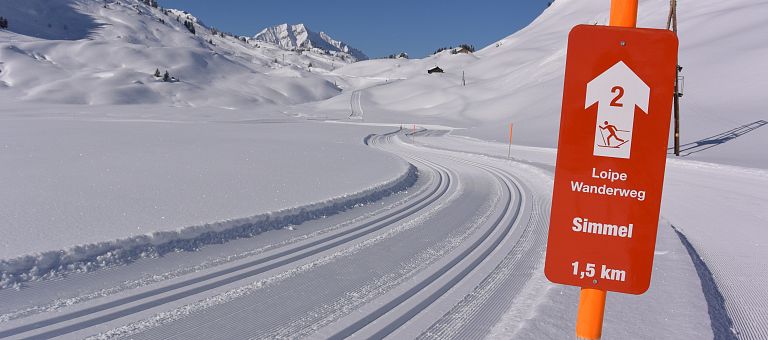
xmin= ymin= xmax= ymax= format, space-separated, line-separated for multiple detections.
xmin=0 ymin=0 xmax=358 ymax=107
xmin=253 ymin=23 xmax=368 ymax=62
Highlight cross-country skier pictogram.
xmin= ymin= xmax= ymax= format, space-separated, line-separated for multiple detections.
xmin=597 ymin=121 xmax=630 ymax=148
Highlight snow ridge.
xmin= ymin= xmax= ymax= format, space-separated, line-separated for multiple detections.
xmin=253 ymin=23 xmax=368 ymax=61
xmin=0 ymin=165 xmax=418 ymax=289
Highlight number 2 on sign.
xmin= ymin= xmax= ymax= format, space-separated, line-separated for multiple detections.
xmin=610 ymin=86 xmax=624 ymax=107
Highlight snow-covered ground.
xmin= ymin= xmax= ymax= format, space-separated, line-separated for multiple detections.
xmin=0 ymin=130 xmax=717 ymax=340
xmin=0 ymin=105 xmax=414 ymax=287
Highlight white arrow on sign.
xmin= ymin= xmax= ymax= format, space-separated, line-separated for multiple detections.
xmin=585 ymin=61 xmax=650 ymax=159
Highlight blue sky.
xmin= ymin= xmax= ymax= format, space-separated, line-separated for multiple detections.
xmin=160 ymin=1 xmax=551 ymax=58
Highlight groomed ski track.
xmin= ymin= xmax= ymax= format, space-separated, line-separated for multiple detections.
xmin=0 ymin=129 xmax=553 ymax=340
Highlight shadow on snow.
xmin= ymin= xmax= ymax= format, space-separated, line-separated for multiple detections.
xmin=669 ymin=120 xmax=766 ymax=157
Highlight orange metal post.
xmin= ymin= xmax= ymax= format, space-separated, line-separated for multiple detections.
xmin=609 ymin=0 xmax=638 ymax=27
xmin=575 ymin=1 xmax=638 ymax=339
xmin=576 ymin=288 xmax=607 ymax=339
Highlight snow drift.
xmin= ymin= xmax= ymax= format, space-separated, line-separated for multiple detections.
xmin=0 ymin=162 xmax=417 ymax=289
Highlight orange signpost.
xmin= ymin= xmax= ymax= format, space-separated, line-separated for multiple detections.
xmin=544 ymin=1 xmax=678 ymax=339
xmin=609 ymin=0 xmax=638 ymax=27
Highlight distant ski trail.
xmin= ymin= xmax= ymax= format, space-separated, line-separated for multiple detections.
xmin=356 ymin=91 xmax=365 ymax=117
xmin=349 ymin=90 xmax=364 ymax=119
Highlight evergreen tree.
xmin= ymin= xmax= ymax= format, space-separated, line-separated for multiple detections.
xmin=154 ymin=68 xmax=161 ymax=77
xmin=163 ymin=70 xmax=170 ymax=82
xmin=434 ymin=47 xmax=452 ymax=55
xmin=183 ymin=20 xmax=195 ymax=34
xmin=0 ymin=17 xmax=8 ymax=30
xmin=458 ymin=44 xmax=476 ymax=52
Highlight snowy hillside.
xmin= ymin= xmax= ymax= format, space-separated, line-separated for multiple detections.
xmin=253 ymin=23 xmax=368 ymax=62
xmin=308 ymin=0 xmax=768 ymax=168
xmin=0 ymin=0 xmax=359 ymax=107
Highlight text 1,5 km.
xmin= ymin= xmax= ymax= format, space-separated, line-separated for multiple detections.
xmin=571 ymin=261 xmax=627 ymax=282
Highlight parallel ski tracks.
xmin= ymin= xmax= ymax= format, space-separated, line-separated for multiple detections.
xmin=1 ymin=130 xmax=548 ymax=340
xmin=316 ymin=139 xmax=536 ymax=339
xmin=0 ymin=139 xmax=451 ymax=339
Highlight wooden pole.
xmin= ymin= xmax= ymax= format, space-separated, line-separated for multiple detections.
xmin=666 ymin=0 xmax=674 ymax=29
xmin=674 ymin=66 xmax=681 ymax=156
xmin=575 ymin=1 xmax=639 ymax=339
xmin=668 ymin=0 xmax=681 ymax=156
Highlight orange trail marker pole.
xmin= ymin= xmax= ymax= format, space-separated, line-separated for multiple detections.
xmin=575 ymin=1 xmax=638 ymax=339
xmin=609 ymin=0 xmax=638 ymax=27
xmin=507 ymin=123 xmax=513 ymax=160
xmin=576 ymin=288 xmax=607 ymax=339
